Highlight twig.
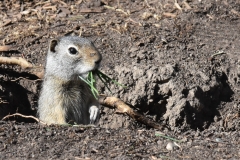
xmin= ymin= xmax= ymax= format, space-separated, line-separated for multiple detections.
xmin=104 ymin=5 xmax=130 ymax=15
xmin=231 ymin=9 xmax=240 ymax=17
xmin=0 ymin=19 xmax=12 ymax=27
xmin=104 ymin=5 xmax=116 ymax=10
xmin=209 ymin=50 xmax=226 ymax=61
xmin=0 ymin=45 xmax=16 ymax=51
xmin=99 ymin=95 xmax=164 ymax=130
xmin=80 ymin=8 xmax=103 ymax=13
xmin=72 ymin=124 xmax=96 ymax=128
xmin=183 ymin=1 xmax=191 ymax=9
xmin=163 ymin=12 xmax=177 ymax=18
xmin=0 ymin=98 xmax=8 ymax=104
xmin=127 ymin=18 xmax=143 ymax=27
xmin=174 ymin=1 xmax=182 ymax=11
xmin=0 ymin=56 xmax=44 ymax=78
xmin=110 ymin=28 xmax=122 ymax=34
xmin=56 ymin=0 xmax=68 ymax=7
xmin=116 ymin=8 xmax=130 ymax=16
xmin=0 ymin=57 xmax=33 ymax=69
xmin=2 ymin=113 xmax=46 ymax=125
xmin=144 ymin=0 xmax=155 ymax=10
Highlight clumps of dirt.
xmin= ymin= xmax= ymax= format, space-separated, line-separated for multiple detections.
xmin=112 ymin=64 xmax=174 ymax=106
xmin=0 ymin=120 xmax=238 ymax=159
xmin=98 ymin=58 xmax=233 ymax=130
xmin=222 ymin=53 xmax=240 ymax=92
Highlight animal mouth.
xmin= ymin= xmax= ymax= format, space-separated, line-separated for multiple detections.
xmin=79 ymin=64 xmax=99 ymax=79
xmin=80 ymin=72 xmax=89 ymax=79
xmin=80 ymin=69 xmax=97 ymax=79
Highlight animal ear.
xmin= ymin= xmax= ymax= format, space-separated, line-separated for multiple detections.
xmin=49 ymin=39 xmax=58 ymax=53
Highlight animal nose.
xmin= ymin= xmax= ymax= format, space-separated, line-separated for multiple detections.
xmin=95 ymin=55 xmax=102 ymax=65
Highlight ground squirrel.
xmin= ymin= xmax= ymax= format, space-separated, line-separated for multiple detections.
xmin=38 ymin=36 xmax=102 ymax=125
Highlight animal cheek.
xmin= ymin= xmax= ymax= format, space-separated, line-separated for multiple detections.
xmin=83 ymin=54 xmax=94 ymax=63
xmin=85 ymin=59 xmax=95 ymax=66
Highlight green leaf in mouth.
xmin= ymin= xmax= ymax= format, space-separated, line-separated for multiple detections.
xmin=79 ymin=70 xmax=127 ymax=99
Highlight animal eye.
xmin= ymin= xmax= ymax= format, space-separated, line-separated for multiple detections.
xmin=68 ymin=47 xmax=78 ymax=55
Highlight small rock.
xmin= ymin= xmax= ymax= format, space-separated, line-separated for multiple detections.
xmin=166 ymin=142 xmax=181 ymax=151
xmin=166 ymin=142 xmax=174 ymax=150
xmin=215 ymin=138 xmax=222 ymax=142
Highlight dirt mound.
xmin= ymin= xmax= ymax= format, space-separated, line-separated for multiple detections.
xmin=100 ymin=57 xmax=234 ymax=130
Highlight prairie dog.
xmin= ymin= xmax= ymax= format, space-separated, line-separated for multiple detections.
xmin=38 ymin=36 xmax=102 ymax=125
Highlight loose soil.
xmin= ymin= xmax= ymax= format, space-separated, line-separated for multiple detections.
xmin=0 ymin=0 xmax=239 ymax=159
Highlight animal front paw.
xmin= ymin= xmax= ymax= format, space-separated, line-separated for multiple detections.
xmin=89 ymin=105 xmax=99 ymax=124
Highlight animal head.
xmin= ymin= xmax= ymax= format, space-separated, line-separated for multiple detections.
xmin=47 ymin=36 xmax=102 ymax=80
